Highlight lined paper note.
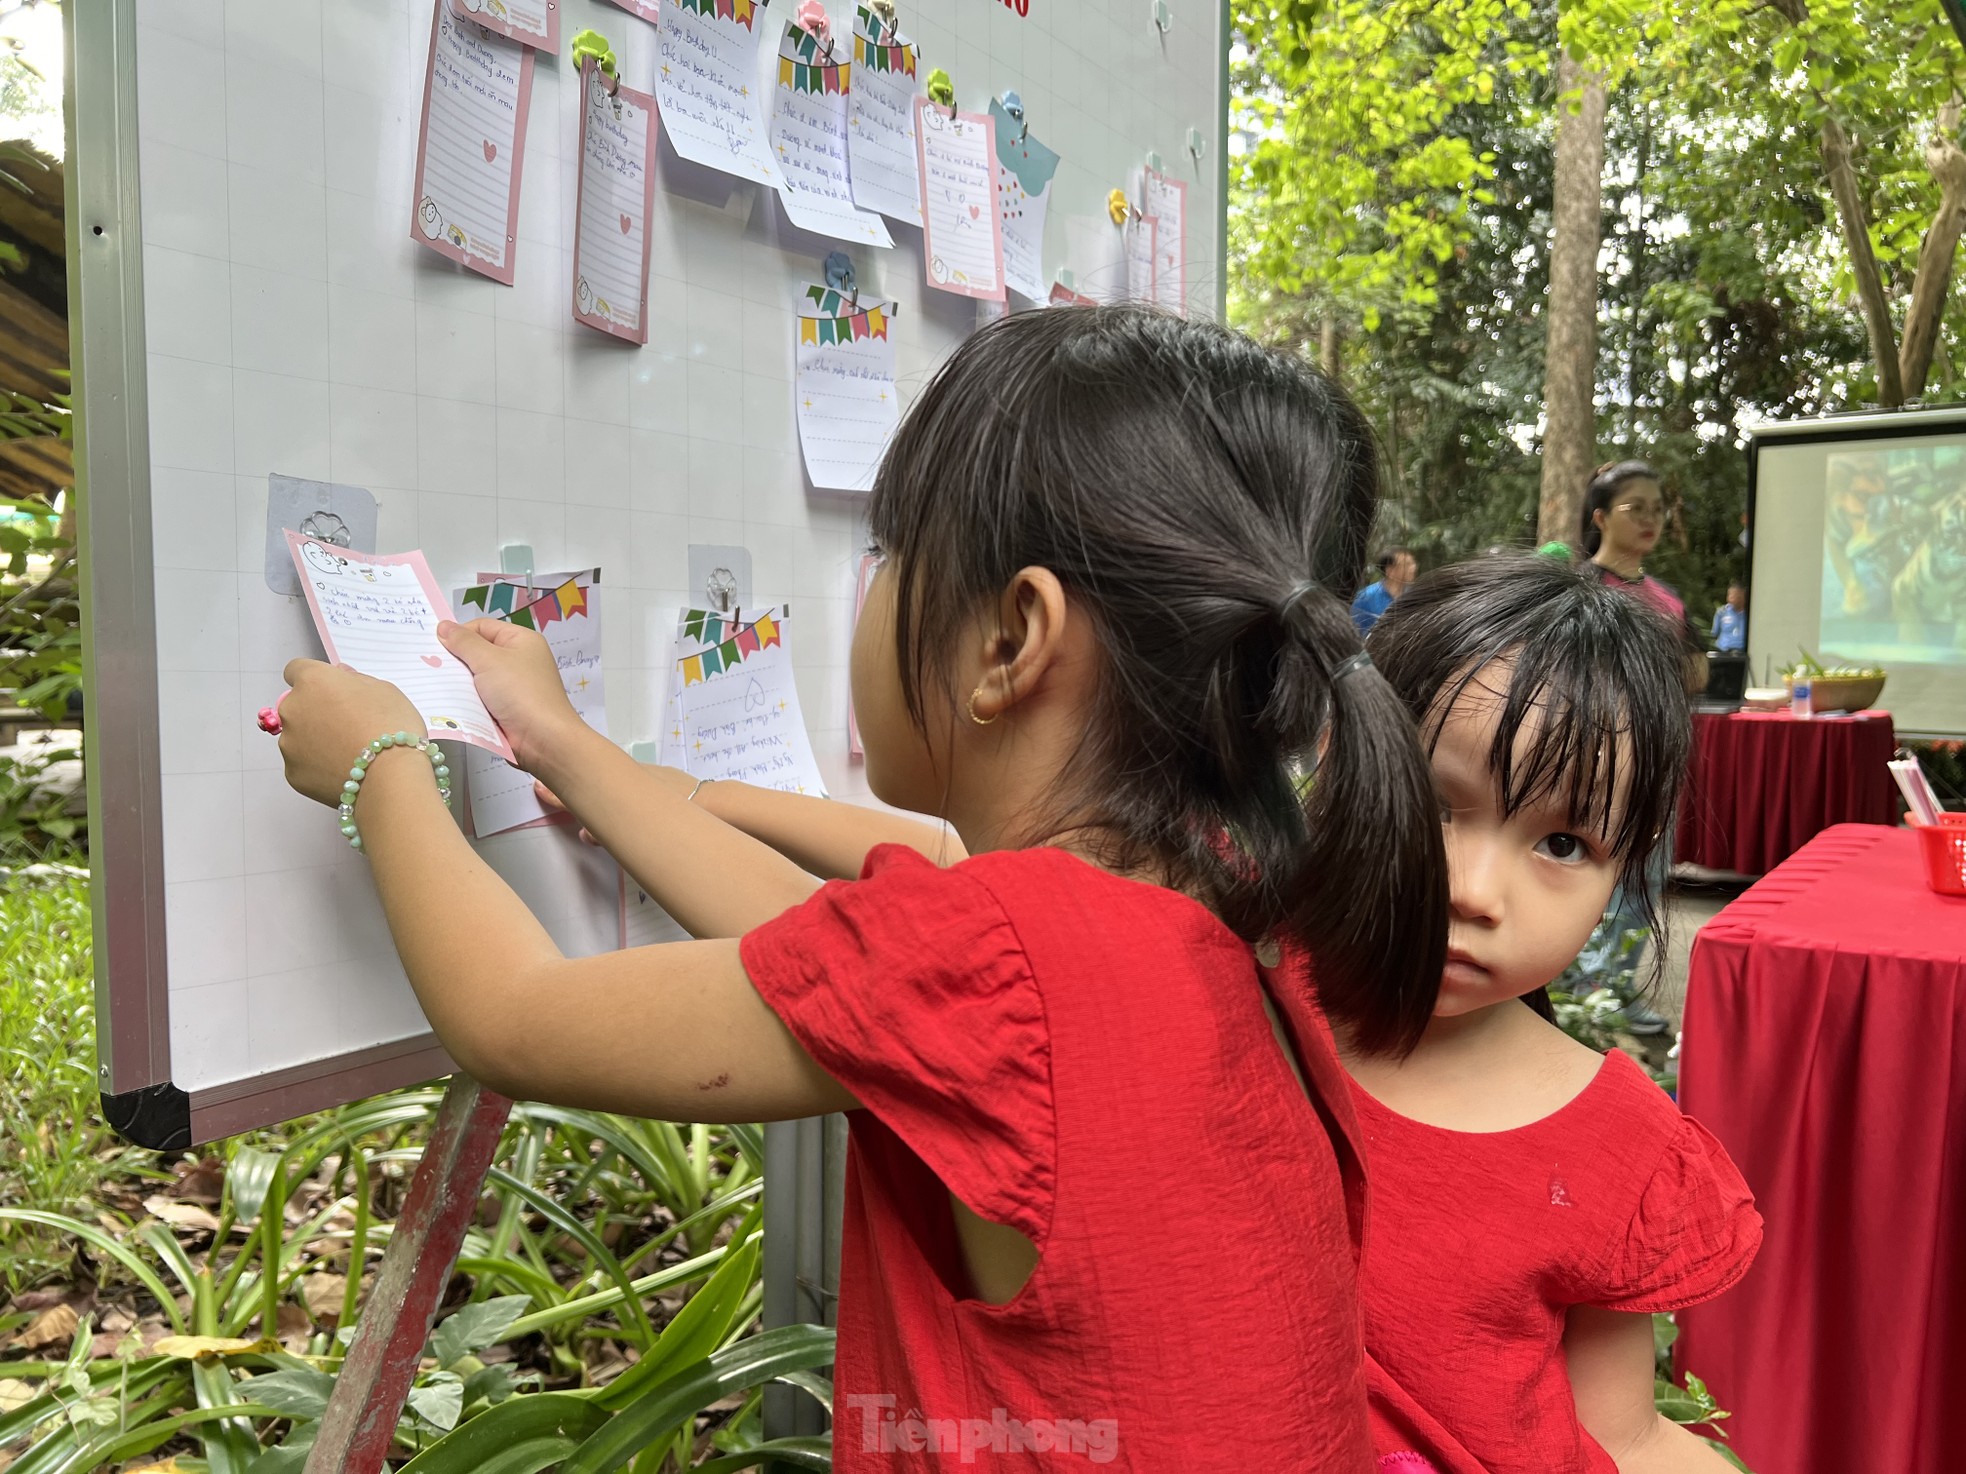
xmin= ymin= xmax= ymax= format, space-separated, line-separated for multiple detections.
xmin=574 ymin=64 xmax=659 ymax=342
xmin=915 ymin=98 xmax=1004 ymax=301
xmin=674 ymin=606 xmax=827 ymax=795
xmin=457 ymin=570 xmax=606 ymax=836
xmin=990 ymin=98 xmax=1059 ymax=302
xmin=654 ymin=0 xmax=781 ymax=186
xmin=620 ymin=871 xmax=691 ymax=947
xmin=286 ymin=532 xmax=512 ymax=759
xmin=795 ymin=284 xmax=898 ymax=492
xmin=450 ymin=0 xmax=559 ymax=50
xmin=847 ymin=10 xmax=921 ymax=224
xmin=770 ymin=24 xmax=893 ymax=246
xmin=1143 ymin=168 xmax=1188 ymax=315
xmin=1125 ymin=213 xmax=1157 ymax=302
xmin=412 ymin=2 xmax=534 ymax=284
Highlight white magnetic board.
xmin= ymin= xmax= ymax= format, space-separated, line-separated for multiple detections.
xmin=73 ymin=0 xmax=1226 ymax=1146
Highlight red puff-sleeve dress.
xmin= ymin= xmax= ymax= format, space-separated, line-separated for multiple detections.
xmin=740 ymin=845 xmax=1376 ymax=1471
xmin=1350 ymin=1048 xmax=1762 ymax=1473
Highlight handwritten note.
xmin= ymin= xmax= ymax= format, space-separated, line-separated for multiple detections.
xmin=1143 ymin=168 xmax=1188 ymax=315
xmin=654 ymin=0 xmax=781 ymax=186
xmin=457 ymin=570 xmax=606 ymax=837
xmin=286 ymin=532 xmax=512 ymax=759
xmin=990 ymin=98 xmax=1059 ymax=302
xmin=795 ymin=283 xmax=898 ymax=492
xmin=450 ymin=0 xmax=559 ymax=51
xmin=846 ymin=10 xmax=921 ymax=225
xmin=673 ymin=606 xmax=827 ymax=795
xmin=411 ymin=3 xmax=534 ymax=284
xmin=914 ymin=98 xmax=1004 ymax=301
xmin=573 ymin=64 xmax=659 ymax=342
xmin=769 ymin=24 xmax=893 ymax=246
xmin=1125 ymin=213 xmax=1158 ymax=303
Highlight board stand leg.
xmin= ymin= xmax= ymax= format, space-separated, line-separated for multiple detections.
xmin=305 ymin=1074 xmax=513 ymax=1474
xmin=762 ymin=1113 xmax=846 ymax=1450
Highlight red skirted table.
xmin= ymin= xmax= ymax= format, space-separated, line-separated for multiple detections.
xmin=1674 ymin=708 xmax=1896 ymax=874
xmin=1677 ymin=825 xmax=1966 ymax=1474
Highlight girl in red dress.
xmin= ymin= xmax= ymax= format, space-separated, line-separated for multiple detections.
xmin=273 ymin=307 xmax=1452 ymax=1470
xmin=1350 ymin=554 xmax=1763 ymax=1474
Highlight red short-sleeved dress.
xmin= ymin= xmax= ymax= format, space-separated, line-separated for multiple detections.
xmin=740 ymin=845 xmax=1374 ymax=1471
xmin=1349 ymin=1047 xmax=1762 ymax=1473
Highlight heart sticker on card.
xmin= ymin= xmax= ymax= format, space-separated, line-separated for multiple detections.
xmin=968 ymin=204 xmax=980 ymax=219
xmin=619 ymin=213 xmax=632 ymax=234
xmin=421 ymin=654 xmax=444 ymax=668
xmin=483 ymin=140 xmax=498 ymax=163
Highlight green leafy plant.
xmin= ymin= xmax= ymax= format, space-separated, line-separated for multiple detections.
xmin=1653 ymin=1314 xmax=1751 ymax=1470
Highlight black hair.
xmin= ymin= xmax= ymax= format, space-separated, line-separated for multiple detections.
xmin=1579 ymin=460 xmax=1662 ymax=558
xmin=1377 ymin=548 xmax=1413 ymax=574
xmin=867 ymin=305 xmax=1448 ymax=1055
xmin=1368 ymin=553 xmax=1692 ymax=1020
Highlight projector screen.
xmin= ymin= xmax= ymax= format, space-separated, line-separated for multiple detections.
xmin=1749 ymin=409 xmax=1966 ymax=738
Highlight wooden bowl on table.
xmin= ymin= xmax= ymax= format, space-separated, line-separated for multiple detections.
xmin=1783 ymin=674 xmax=1887 ymax=712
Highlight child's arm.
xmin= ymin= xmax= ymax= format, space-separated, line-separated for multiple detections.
xmin=277 ymin=659 xmax=855 ymax=1122
xmin=1565 ymin=1306 xmax=1739 ymax=1473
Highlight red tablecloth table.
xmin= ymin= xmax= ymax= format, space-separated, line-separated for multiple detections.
xmin=1674 ymin=708 xmax=1896 ymax=874
xmin=1677 ymin=825 xmax=1966 ymax=1474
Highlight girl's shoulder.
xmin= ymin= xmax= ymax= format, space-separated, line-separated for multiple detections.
xmin=1563 ymin=1051 xmax=1764 ymax=1313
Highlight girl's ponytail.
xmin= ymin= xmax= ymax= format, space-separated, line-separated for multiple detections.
xmin=1270 ymin=582 xmax=1447 ymax=1056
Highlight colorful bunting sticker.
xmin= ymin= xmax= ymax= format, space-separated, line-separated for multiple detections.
xmin=675 ymin=0 xmax=758 ymax=28
xmin=778 ymin=55 xmax=849 ymax=94
xmin=852 ymin=33 xmax=916 ymax=76
xmin=475 ymin=576 xmax=592 ymax=632
xmin=798 ymin=307 xmax=889 ymax=345
xmin=678 ymin=609 xmax=782 ymax=683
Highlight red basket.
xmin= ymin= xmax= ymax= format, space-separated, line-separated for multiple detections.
xmin=1917 ymin=815 xmax=1966 ymax=896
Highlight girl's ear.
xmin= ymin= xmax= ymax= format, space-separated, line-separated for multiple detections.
xmin=971 ymin=567 xmax=1068 ymax=721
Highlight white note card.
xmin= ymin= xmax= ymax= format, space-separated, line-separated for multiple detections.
xmin=1143 ymin=168 xmax=1188 ymax=315
xmin=286 ymin=532 xmax=512 ymax=760
xmin=915 ymin=98 xmax=1005 ymax=301
xmin=573 ymin=64 xmax=659 ymax=342
xmin=665 ymin=606 xmax=827 ymax=796
xmin=1125 ymin=213 xmax=1158 ymax=303
xmin=990 ymin=98 xmax=1060 ymax=302
xmin=847 ymin=14 xmax=922 ymax=225
xmin=654 ymin=0 xmax=781 ymax=186
xmin=449 ymin=0 xmax=559 ymax=51
xmin=456 ymin=570 xmax=606 ymax=838
xmin=795 ymin=283 xmax=898 ymax=493
xmin=412 ymin=2 xmax=534 ymax=284
xmin=769 ymin=23 xmax=893 ymax=246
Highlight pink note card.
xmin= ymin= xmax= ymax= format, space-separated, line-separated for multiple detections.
xmin=914 ymin=97 xmax=1005 ymax=301
xmin=1125 ymin=213 xmax=1158 ymax=303
xmin=448 ymin=0 xmax=559 ymax=51
xmin=600 ymin=0 xmax=662 ymax=23
xmin=1143 ymin=169 xmax=1188 ymax=315
xmin=573 ymin=61 xmax=660 ymax=342
xmin=286 ymin=531 xmax=514 ymax=761
xmin=411 ymin=0 xmax=536 ymax=285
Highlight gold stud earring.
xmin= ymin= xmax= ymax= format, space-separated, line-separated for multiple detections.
xmin=967 ymin=687 xmax=998 ymax=726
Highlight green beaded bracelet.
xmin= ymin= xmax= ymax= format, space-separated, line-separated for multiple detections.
xmin=339 ymin=730 xmax=452 ymax=851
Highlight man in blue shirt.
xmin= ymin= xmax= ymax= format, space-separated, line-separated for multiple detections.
xmin=1711 ymin=582 xmax=1746 ymax=652
xmin=1351 ymin=548 xmax=1417 ymax=635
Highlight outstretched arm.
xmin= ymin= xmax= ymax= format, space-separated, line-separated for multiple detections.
xmin=1565 ymin=1306 xmax=1740 ymax=1474
xmin=277 ymin=658 xmax=854 ymax=1122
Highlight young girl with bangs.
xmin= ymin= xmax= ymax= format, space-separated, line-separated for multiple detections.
xmin=273 ymin=306 xmax=1451 ymax=1469
xmin=1350 ymin=554 xmax=1762 ymax=1474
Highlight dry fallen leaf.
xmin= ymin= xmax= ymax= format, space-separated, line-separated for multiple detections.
xmin=16 ymin=1302 xmax=79 ymax=1353
xmin=0 ymin=1378 xmax=36 ymax=1414
xmin=142 ymin=1195 xmax=223 ymax=1233
xmin=301 ymin=1273 xmax=347 ymax=1321
xmin=151 ymin=1333 xmax=276 ymax=1361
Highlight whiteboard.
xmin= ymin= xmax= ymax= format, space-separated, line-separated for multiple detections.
xmin=73 ymin=0 xmax=1227 ymax=1147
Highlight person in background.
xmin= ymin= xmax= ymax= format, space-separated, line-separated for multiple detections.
xmin=1352 ymin=547 xmax=1419 ymax=635
xmin=1711 ymin=583 xmax=1746 ymax=653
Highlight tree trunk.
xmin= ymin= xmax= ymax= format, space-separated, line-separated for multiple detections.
xmin=1820 ymin=111 xmax=1906 ymax=407
xmin=1319 ymin=316 xmax=1342 ymax=381
xmin=1898 ymin=98 xmax=1966 ymax=400
xmin=1537 ymin=50 xmax=1608 ymax=547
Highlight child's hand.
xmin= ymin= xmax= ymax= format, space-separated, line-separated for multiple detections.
xmin=277 ymin=659 xmax=426 ymax=807
xmin=437 ymin=618 xmax=585 ymax=771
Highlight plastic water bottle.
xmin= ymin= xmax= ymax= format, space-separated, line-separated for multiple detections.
xmin=1791 ymin=678 xmax=1813 ymax=718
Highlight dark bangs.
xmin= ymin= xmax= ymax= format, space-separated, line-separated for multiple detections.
xmin=1369 ymin=553 xmax=1691 ymax=882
